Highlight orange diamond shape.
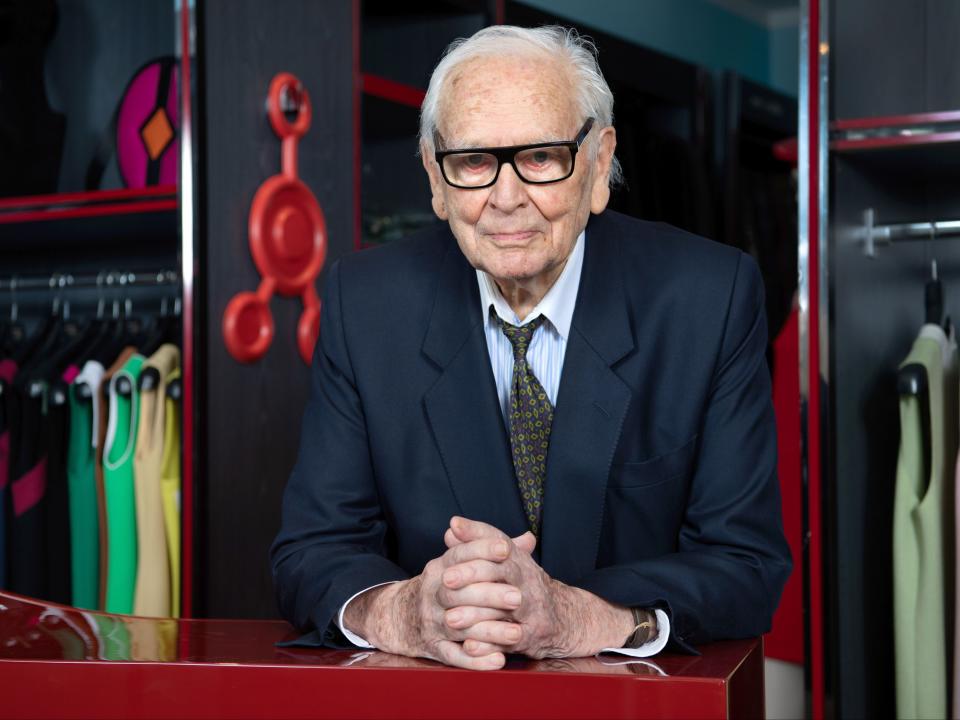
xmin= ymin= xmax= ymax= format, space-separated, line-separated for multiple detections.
xmin=141 ymin=108 xmax=174 ymax=161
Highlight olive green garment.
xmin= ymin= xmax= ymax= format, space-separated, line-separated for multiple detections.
xmin=954 ymin=446 xmax=960 ymax=720
xmin=133 ymin=344 xmax=180 ymax=617
xmin=66 ymin=361 xmax=104 ymax=610
xmin=103 ymin=353 xmax=145 ymax=614
xmin=894 ymin=324 xmax=957 ymax=720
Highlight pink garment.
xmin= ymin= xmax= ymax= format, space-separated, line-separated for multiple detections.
xmin=12 ymin=458 xmax=47 ymax=517
xmin=62 ymin=364 xmax=81 ymax=385
xmin=0 ymin=359 xmax=16 ymax=382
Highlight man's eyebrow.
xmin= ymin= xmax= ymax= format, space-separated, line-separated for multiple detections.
xmin=441 ymin=133 xmax=569 ymax=150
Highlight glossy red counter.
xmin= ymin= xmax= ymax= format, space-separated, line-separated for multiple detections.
xmin=0 ymin=592 xmax=763 ymax=719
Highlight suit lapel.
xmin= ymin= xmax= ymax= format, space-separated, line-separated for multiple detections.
xmin=422 ymin=241 xmax=529 ymax=539
xmin=540 ymin=217 xmax=634 ymax=583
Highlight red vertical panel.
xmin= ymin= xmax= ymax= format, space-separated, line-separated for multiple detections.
xmin=353 ymin=0 xmax=361 ymax=251
xmin=766 ymin=308 xmax=803 ymax=663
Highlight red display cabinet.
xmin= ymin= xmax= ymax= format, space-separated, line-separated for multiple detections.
xmin=0 ymin=592 xmax=763 ymax=719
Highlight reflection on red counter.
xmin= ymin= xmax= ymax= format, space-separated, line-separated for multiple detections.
xmin=1 ymin=592 xmax=762 ymax=719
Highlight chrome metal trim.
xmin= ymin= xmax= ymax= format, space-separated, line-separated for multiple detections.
xmin=796 ymin=1 xmax=812 ymax=713
xmin=798 ymin=0 xmax=810 ymax=405
xmin=178 ymin=0 xmax=195 ymax=303
xmin=851 ymin=209 xmax=960 ymax=256
xmin=818 ymin=1 xmax=830 ymax=391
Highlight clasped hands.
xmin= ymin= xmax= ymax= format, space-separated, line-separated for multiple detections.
xmin=345 ymin=516 xmax=634 ymax=670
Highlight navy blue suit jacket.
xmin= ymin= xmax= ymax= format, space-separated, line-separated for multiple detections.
xmin=270 ymin=210 xmax=792 ymax=652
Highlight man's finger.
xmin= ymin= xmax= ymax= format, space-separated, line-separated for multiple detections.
xmin=437 ymin=581 xmax=522 ymax=610
xmin=442 ymin=558 xmax=515 ymax=589
xmin=445 ymin=520 xmax=531 ymax=554
xmin=463 ymin=639 xmax=507 ymax=658
xmin=444 ymin=605 xmax=509 ymax=630
xmin=460 ymin=619 xmax=523 ymax=647
xmin=449 ymin=516 xmax=509 ymax=544
xmin=434 ymin=639 xmax=505 ymax=671
xmin=513 ymin=531 xmax=537 ymax=555
xmin=444 ymin=527 xmax=458 ymax=549
xmin=446 ymin=536 xmax=513 ymax=566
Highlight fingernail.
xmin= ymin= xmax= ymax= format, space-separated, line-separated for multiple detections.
xmin=447 ymin=610 xmax=462 ymax=625
xmin=505 ymin=590 xmax=522 ymax=607
xmin=444 ymin=569 xmax=461 ymax=586
xmin=507 ymin=626 xmax=522 ymax=642
xmin=489 ymin=653 xmax=504 ymax=668
xmin=495 ymin=541 xmax=509 ymax=557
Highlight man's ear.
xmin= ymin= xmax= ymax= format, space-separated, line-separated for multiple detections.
xmin=590 ymin=126 xmax=617 ymax=214
xmin=421 ymin=140 xmax=449 ymax=221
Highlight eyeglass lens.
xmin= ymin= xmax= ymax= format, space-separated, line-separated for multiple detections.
xmin=442 ymin=146 xmax=574 ymax=187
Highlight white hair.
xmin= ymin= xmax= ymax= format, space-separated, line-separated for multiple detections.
xmin=419 ymin=25 xmax=623 ymax=187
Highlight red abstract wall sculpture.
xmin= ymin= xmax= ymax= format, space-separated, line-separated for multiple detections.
xmin=223 ymin=73 xmax=327 ymax=365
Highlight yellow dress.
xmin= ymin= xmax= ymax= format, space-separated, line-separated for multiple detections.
xmin=133 ymin=344 xmax=181 ymax=617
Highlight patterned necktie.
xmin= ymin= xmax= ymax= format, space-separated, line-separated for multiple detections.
xmin=497 ymin=312 xmax=553 ymax=536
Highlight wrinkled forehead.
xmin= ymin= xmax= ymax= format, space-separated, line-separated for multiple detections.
xmin=435 ymin=53 xmax=581 ymax=148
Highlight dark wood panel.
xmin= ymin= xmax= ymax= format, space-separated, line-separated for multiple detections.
xmin=926 ymin=0 xmax=960 ymax=112
xmin=831 ymin=0 xmax=926 ymax=119
xmin=196 ymin=0 xmax=354 ymax=618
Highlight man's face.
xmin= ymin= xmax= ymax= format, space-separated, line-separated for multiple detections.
xmin=423 ymin=54 xmax=616 ymax=288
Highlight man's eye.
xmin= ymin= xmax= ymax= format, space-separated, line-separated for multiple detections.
xmin=522 ymin=149 xmax=560 ymax=168
xmin=463 ymin=154 xmax=491 ymax=169
xmin=529 ymin=151 xmax=552 ymax=165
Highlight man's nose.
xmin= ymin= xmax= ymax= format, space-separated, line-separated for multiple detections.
xmin=488 ymin=162 xmax=528 ymax=211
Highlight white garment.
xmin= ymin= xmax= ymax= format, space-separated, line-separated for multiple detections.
xmin=74 ymin=361 xmax=105 ymax=448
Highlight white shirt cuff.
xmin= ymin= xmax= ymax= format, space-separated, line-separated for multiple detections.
xmin=598 ymin=608 xmax=671 ymax=658
xmin=336 ymin=581 xmax=399 ymax=648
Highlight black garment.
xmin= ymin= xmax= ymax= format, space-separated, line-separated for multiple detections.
xmin=271 ymin=210 xmax=792 ymax=653
xmin=7 ymin=377 xmax=46 ymax=599
xmin=44 ymin=381 xmax=71 ymax=604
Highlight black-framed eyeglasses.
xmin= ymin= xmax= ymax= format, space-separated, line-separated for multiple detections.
xmin=434 ymin=118 xmax=595 ymax=189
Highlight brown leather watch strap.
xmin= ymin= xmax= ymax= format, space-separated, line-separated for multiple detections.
xmin=624 ymin=607 xmax=657 ymax=649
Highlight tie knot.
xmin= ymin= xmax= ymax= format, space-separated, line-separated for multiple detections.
xmin=496 ymin=312 xmax=546 ymax=360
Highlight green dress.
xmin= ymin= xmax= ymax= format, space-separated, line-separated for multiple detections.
xmin=894 ymin=324 xmax=957 ymax=720
xmin=66 ymin=360 xmax=104 ymax=610
xmin=103 ymin=353 xmax=145 ymax=614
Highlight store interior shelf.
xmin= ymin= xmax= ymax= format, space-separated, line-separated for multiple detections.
xmin=0 ymin=186 xmax=178 ymax=248
xmin=830 ymin=108 xmax=960 ymax=156
xmin=362 ymin=73 xmax=426 ymax=109
xmin=831 ymin=109 xmax=960 ymax=132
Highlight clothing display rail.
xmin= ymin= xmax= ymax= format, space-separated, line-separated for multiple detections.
xmin=0 ymin=270 xmax=180 ymax=292
xmin=857 ymin=208 xmax=960 ymax=257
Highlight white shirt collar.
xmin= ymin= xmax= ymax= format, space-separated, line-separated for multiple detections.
xmin=476 ymin=230 xmax=585 ymax=339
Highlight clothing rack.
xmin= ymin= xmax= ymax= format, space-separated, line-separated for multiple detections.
xmin=0 ymin=270 xmax=181 ymax=322
xmin=858 ymin=208 xmax=960 ymax=257
xmin=0 ymin=270 xmax=180 ymax=292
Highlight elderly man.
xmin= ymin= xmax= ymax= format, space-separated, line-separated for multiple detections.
xmin=271 ymin=25 xmax=791 ymax=671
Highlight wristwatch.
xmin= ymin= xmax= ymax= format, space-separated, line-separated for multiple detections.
xmin=624 ymin=607 xmax=657 ymax=648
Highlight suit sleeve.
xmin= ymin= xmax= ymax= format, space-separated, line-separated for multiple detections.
xmin=270 ymin=260 xmax=410 ymax=648
xmin=574 ymin=252 xmax=792 ymax=653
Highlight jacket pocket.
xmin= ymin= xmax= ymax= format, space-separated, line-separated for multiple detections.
xmin=608 ymin=435 xmax=698 ymax=489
